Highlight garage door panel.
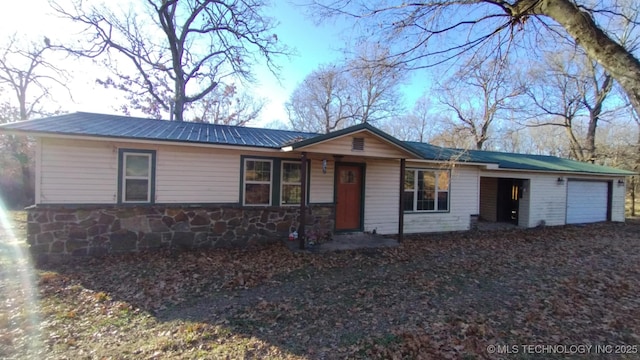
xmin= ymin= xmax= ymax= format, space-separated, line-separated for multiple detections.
xmin=566 ymin=181 xmax=608 ymax=224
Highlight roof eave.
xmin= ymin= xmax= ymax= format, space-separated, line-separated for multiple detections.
xmin=5 ymin=129 xmax=286 ymax=152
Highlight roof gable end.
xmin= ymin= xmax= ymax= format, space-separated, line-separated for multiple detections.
xmin=285 ymin=123 xmax=424 ymax=159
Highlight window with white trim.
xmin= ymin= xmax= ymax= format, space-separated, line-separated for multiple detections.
xmin=120 ymin=151 xmax=154 ymax=203
xmin=243 ymin=159 xmax=272 ymax=205
xmin=404 ymin=169 xmax=450 ymax=212
xmin=281 ymin=161 xmax=302 ymax=205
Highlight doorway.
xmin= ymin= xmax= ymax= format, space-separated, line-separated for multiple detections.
xmin=496 ymin=178 xmax=523 ymax=224
xmin=335 ymin=164 xmax=364 ymax=231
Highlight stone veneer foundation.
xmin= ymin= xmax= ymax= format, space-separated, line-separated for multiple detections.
xmin=27 ymin=204 xmax=335 ymax=258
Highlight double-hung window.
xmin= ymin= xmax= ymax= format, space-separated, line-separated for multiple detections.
xmin=119 ymin=149 xmax=155 ymax=203
xmin=281 ymin=161 xmax=302 ymax=205
xmin=404 ymin=169 xmax=450 ymax=212
xmin=243 ymin=159 xmax=272 ymax=205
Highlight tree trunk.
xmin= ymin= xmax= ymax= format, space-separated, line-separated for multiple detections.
xmin=632 ymin=176 xmax=637 ymax=217
xmin=518 ymin=0 xmax=640 ymax=117
xmin=585 ymin=111 xmax=597 ymax=163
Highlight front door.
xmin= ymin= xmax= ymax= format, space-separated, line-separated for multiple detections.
xmin=335 ymin=164 xmax=363 ymax=231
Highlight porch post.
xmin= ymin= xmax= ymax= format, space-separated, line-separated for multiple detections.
xmin=398 ymin=158 xmax=405 ymax=243
xmin=299 ymin=152 xmax=308 ymax=250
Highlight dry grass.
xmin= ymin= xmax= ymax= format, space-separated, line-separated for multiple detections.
xmin=1 ymin=211 xmax=640 ymax=359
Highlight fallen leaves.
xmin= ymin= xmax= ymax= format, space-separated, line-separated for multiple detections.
xmin=1 ymin=216 xmax=640 ymax=359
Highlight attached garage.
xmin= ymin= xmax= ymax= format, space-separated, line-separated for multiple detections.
xmin=566 ymin=180 xmax=610 ymax=224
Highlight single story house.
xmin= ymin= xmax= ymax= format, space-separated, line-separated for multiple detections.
xmin=0 ymin=112 xmax=634 ymax=257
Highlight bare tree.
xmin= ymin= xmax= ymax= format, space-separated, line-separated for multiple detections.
xmin=0 ymin=36 xmax=68 ymax=120
xmin=0 ymin=36 xmax=69 ymax=205
xmin=438 ymin=51 xmax=525 ymax=150
xmin=190 ymin=84 xmax=265 ymax=126
xmin=286 ymin=64 xmax=353 ymax=134
xmin=500 ymin=125 xmax=571 ymax=156
xmin=525 ymin=49 xmax=618 ymax=162
xmin=629 ymin=109 xmax=640 ymax=216
xmin=382 ymin=95 xmax=439 ymax=142
xmin=345 ymin=43 xmax=406 ymax=124
xmin=309 ymin=0 xmax=640 ymax=119
xmin=52 ymin=0 xmax=287 ymax=122
xmin=581 ymin=58 xmax=614 ymax=162
xmin=287 ymin=43 xmax=406 ymax=134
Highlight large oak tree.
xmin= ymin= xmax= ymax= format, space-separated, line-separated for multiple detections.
xmin=52 ymin=0 xmax=287 ymax=121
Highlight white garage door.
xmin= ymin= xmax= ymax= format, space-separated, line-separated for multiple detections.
xmin=566 ymin=181 xmax=608 ymax=224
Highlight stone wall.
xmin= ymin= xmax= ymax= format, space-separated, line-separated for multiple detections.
xmin=27 ymin=204 xmax=335 ymax=258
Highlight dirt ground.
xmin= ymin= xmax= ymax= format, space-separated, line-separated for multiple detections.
xmin=1 ymin=211 xmax=639 ymax=359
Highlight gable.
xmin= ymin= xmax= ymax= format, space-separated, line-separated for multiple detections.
xmin=293 ymin=130 xmax=417 ymax=159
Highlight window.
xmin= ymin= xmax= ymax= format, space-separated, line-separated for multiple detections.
xmin=404 ymin=169 xmax=449 ymax=212
xmin=340 ymin=169 xmax=357 ymax=184
xmin=119 ymin=149 xmax=155 ymax=203
xmin=244 ymin=159 xmax=272 ymax=205
xmin=281 ymin=161 xmax=302 ymax=205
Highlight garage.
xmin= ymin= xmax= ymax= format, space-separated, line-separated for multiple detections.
xmin=566 ymin=180 xmax=610 ymax=224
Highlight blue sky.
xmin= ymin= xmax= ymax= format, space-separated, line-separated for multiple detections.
xmin=251 ymin=1 xmax=354 ymax=126
xmin=0 ymin=0 xmax=428 ymax=126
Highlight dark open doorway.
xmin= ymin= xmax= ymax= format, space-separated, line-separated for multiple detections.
xmin=496 ymin=178 xmax=523 ymax=224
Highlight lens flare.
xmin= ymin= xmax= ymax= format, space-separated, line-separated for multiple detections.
xmin=0 ymin=198 xmax=41 ymax=356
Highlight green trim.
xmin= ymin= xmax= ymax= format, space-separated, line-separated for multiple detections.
xmin=117 ymin=148 xmax=156 ymax=204
xmin=289 ymin=123 xmax=424 ymax=158
xmin=240 ymin=155 xmax=275 ymax=206
xmin=240 ymin=155 xmax=310 ymax=207
xmin=273 ymin=159 xmax=281 ymax=206
xmin=333 ymin=162 xmax=366 ymax=232
xmin=279 ymin=159 xmax=311 ymax=206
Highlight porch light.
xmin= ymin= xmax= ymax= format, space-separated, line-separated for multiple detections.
xmin=282 ymin=146 xmax=293 ymax=152
xmin=557 ymin=177 xmax=565 ymax=184
xmin=618 ymin=179 xmax=625 ymax=186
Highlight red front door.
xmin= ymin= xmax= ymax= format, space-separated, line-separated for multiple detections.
xmin=335 ymin=164 xmax=363 ymax=231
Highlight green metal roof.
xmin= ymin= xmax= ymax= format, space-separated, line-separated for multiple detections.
xmin=0 ymin=112 xmax=633 ymax=176
xmin=0 ymin=112 xmax=318 ymax=148
xmin=464 ymin=149 xmax=635 ymax=175
xmin=404 ymin=141 xmax=634 ymax=176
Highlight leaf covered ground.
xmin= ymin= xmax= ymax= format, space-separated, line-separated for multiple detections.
xmin=1 ymin=211 xmax=640 ymax=359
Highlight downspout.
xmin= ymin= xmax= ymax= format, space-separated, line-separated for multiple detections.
xmin=299 ymin=152 xmax=308 ymax=250
xmin=398 ymin=158 xmax=405 ymax=243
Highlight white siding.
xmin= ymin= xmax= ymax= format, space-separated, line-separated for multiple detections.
xmin=156 ymin=147 xmax=239 ymax=203
xmin=480 ymin=171 xmax=566 ymax=227
xmin=480 ymin=171 xmax=626 ymax=227
xmin=403 ymin=165 xmax=480 ymax=234
xmin=38 ymin=138 xmax=300 ymax=205
xmin=518 ymin=180 xmax=531 ymax=228
xmin=302 ymin=132 xmax=408 ymax=158
xmin=40 ymin=138 xmax=117 ymax=204
xmin=309 ymin=159 xmax=334 ymax=203
xmin=611 ymin=177 xmax=626 ymax=222
xmin=363 ymin=159 xmax=400 ymax=235
xmin=527 ymin=174 xmax=567 ymax=226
